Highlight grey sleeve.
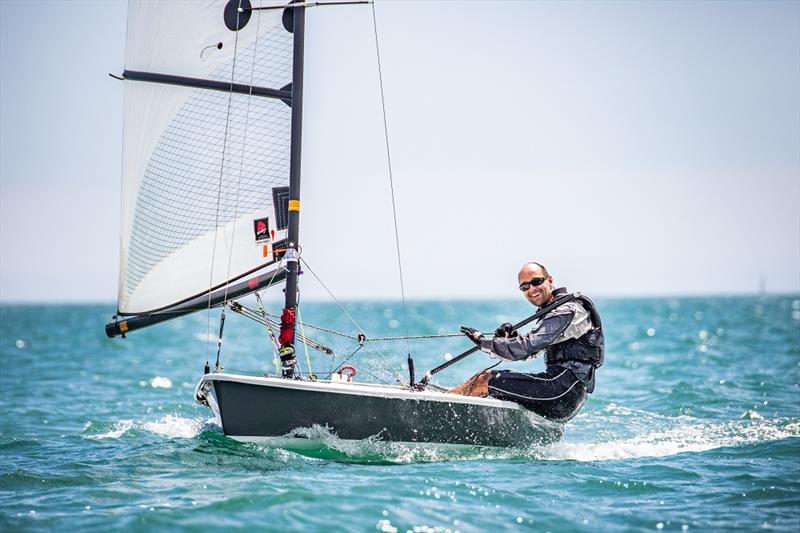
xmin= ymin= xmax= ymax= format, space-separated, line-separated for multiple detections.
xmin=478 ymin=308 xmax=575 ymax=362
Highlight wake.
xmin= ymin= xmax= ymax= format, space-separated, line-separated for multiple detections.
xmin=81 ymin=408 xmax=800 ymax=465
xmin=545 ymin=417 xmax=800 ymax=462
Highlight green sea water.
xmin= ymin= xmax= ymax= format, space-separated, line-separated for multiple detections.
xmin=1 ymin=295 xmax=799 ymax=531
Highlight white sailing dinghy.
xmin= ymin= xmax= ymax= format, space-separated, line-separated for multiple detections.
xmin=106 ymin=0 xmax=563 ymax=448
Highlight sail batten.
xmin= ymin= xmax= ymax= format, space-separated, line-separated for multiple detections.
xmin=117 ymin=1 xmax=295 ymax=318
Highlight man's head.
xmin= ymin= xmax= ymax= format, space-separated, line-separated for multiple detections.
xmin=518 ymin=261 xmax=554 ymax=308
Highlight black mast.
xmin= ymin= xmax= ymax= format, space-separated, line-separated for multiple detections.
xmin=278 ymin=3 xmax=305 ymax=378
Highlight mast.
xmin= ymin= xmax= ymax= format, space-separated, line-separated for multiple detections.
xmin=278 ymin=3 xmax=306 ymax=378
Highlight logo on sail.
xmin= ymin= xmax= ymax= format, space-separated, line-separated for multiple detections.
xmin=253 ymin=217 xmax=270 ymax=242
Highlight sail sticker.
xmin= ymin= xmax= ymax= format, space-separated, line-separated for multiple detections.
xmin=288 ymin=200 xmax=300 ymax=212
xmin=272 ymin=187 xmax=290 ymax=230
xmin=253 ymin=217 xmax=270 ymax=243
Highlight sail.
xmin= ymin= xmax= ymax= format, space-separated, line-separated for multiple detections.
xmin=117 ymin=0 xmax=294 ymax=315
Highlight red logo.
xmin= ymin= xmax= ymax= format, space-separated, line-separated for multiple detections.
xmin=253 ymin=217 xmax=270 ymax=242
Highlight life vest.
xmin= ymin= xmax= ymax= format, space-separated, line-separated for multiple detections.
xmin=543 ymin=288 xmax=605 ymax=368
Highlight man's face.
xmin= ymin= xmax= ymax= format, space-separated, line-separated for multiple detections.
xmin=518 ymin=265 xmax=553 ymax=307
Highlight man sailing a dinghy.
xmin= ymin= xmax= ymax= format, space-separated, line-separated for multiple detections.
xmin=449 ymin=262 xmax=604 ymax=421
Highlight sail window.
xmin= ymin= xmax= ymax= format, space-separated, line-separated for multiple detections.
xmin=272 ymin=186 xmax=290 ymax=230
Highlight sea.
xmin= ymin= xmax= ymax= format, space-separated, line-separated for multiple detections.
xmin=1 ymin=295 xmax=798 ymax=531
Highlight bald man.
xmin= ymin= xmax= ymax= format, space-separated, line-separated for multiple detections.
xmin=450 ymin=262 xmax=604 ymax=421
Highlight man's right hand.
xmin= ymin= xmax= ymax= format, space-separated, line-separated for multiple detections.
xmin=493 ymin=322 xmax=518 ymax=338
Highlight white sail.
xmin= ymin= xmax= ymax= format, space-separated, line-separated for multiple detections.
xmin=118 ymin=0 xmax=294 ymax=315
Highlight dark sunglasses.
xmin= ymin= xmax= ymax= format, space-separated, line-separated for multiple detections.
xmin=519 ymin=277 xmax=547 ymax=292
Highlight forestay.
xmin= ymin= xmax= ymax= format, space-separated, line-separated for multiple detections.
xmin=117 ymin=0 xmax=294 ymax=316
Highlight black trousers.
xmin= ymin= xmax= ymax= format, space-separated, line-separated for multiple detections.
xmin=488 ymin=366 xmax=588 ymax=421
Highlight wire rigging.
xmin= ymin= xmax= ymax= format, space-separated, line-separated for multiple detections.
xmin=371 ymin=2 xmax=411 ymax=359
xmin=298 ymin=256 xmax=405 ymax=384
xmin=209 ymin=0 xmax=267 ymax=371
xmin=208 ymin=0 xmax=245 ymax=367
xmin=205 ymin=1 xmax=442 ymax=384
xmin=221 ymin=0 xmax=265 ymax=306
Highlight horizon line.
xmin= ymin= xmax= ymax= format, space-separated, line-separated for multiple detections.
xmin=1 ymin=290 xmax=799 ymax=307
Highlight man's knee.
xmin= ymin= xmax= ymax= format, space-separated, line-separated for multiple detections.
xmin=449 ymin=370 xmax=493 ymax=397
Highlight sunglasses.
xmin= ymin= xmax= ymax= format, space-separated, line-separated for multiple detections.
xmin=519 ymin=277 xmax=547 ymax=292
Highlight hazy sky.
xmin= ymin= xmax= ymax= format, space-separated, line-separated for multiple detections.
xmin=1 ymin=0 xmax=798 ymax=303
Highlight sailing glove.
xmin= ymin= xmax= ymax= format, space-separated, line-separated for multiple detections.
xmin=460 ymin=326 xmax=484 ymax=345
xmin=494 ymin=322 xmax=518 ymax=339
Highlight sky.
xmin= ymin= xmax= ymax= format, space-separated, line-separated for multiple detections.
xmin=1 ymin=0 xmax=799 ymax=303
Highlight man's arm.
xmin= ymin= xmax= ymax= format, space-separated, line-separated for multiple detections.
xmin=478 ymin=307 xmax=576 ymax=361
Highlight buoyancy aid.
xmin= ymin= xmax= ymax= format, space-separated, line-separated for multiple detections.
xmin=543 ymin=287 xmax=605 ymax=369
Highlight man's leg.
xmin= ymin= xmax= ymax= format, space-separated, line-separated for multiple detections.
xmin=448 ymin=371 xmax=493 ymax=397
xmin=487 ymin=368 xmax=587 ymax=420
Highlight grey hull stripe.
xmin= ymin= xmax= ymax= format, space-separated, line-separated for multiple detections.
xmin=489 ymin=379 xmax=582 ymax=402
xmin=519 ymin=369 xmax=568 ymax=382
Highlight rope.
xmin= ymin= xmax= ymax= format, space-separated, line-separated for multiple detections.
xmin=255 ymin=292 xmax=281 ymax=374
xmin=297 ymin=304 xmax=315 ymax=378
xmin=298 ymin=256 xmax=403 ymax=379
xmin=217 ymin=319 xmax=249 ymax=371
xmin=371 ymin=2 xmax=411 ymax=358
xmin=256 ymin=307 xmax=464 ymax=342
xmin=206 ymin=0 xmax=245 ymax=364
xmin=365 ymin=333 xmax=464 ymax=341
xmin=230 ymin=297 xmax=333 ymax=354
xmin=221 ymin=0 xmax=264 ymax=306
xmin=326 ymin=343 xmax=364 ymax=380
xmin=300 ymin=257 xmax=366 ymax=336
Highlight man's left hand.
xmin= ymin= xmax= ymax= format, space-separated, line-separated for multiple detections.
xmin=460 ymin=326 xmax=484 ymax=345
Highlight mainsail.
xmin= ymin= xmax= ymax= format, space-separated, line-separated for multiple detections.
xmin=114 ymin=0 xmax=296 ymax=322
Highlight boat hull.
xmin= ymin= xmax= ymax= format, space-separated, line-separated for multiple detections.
xmin=196 ymin=373 xmax=563 ymax=447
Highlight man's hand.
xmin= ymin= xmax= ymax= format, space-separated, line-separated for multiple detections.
xmin=493 ymin=322 xmax=518 ymax=339
xmin=460 ymin=326 xmax=484 ymax=345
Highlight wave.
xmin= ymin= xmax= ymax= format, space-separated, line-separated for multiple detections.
xmin=84 ymin=415 xmax=209 ymax=440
